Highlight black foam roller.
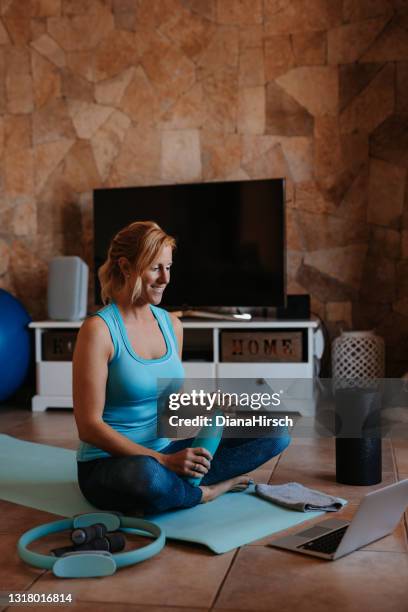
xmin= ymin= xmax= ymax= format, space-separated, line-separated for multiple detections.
xmin=336 ymin=437 xmax=382 ymax=486
xmin=334 ymin=387 xmax=382 ymax=486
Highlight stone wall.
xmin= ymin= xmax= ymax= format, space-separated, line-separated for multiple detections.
xmin=0 ymin=0 xmax=407 ymax=374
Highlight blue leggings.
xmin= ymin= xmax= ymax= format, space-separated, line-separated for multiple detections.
xmin=77 ymin=432 xmax=291 ymax=515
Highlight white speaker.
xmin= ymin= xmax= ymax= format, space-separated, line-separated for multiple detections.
xmin=47 ymin=256 xmax=89 ymax=321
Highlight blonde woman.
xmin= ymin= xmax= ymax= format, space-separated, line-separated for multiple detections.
xmin=74 ymin=221 xmax=291 ymax=514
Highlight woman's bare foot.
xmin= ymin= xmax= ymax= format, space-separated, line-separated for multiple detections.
xmin=199 ymin=475 xmax=253 ymax=503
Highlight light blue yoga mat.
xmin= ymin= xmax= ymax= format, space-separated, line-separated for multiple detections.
xmin=146 ymin=487 xmax=345 ymax=554
xmin=0 ymin=434 xmax=95 ymax=516
xmin=0 ymin=434 xmax=347 ymax=553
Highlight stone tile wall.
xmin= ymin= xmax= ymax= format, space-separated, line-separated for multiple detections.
xmin=0 ymin=0 xmax=407 ymax=374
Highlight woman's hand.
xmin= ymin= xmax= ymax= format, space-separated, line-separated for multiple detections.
xmin=158 ymin=447 xmax=212 ymax=478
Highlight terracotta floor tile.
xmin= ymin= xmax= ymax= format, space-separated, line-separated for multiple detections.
xmin=215 ymin=546 xmax=408 ymax=611
xmin=393 ymin=439 xmax=408 ymax=473
xmin=278 ymin=441 xmax=336 ymax=468
xmin=28 ymin=540 xmax=234 ymax=608
xmin=290 ymin=436 xmax=337 ymax=448
xmin=281 ymin=438 xmax=394 ymax=471
xmin=0 ymin=500 xmax=61 ymax=534
xmin=259 ymin=454 xmax=281 ymax=470
xmin=0 ymin=534 xmax=45 ymax=591
xmin=246 ymin=454 xmax=281 ymax=476
xmin=5 ymin=410 xmax=78 ymax=440
xmin=0 ymin=407 xmax=32 ymax=433
xmin=381 ymin=441 xmax=396 ymax=471
xmin=247 ymin=467 xmax=272 ymax=484
xmin=245 ymin=451 xmax=282 ymax=482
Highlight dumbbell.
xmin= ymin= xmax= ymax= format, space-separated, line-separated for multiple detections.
xmin=71 ymin=523 xmax=107 ymax=545
xmin=51 ymin=532 xmax=126 ymax=558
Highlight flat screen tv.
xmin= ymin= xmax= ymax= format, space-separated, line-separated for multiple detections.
xmin=93 ymin=178 xmax=286 ymax=309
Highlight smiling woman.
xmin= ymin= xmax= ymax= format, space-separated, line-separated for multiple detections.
xmin=73 ymin=220 xmax=291 ymax=516
xmin=97 ymin=221 xmax=176 ymax=308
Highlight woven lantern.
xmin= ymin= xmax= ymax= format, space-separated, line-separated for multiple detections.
xmin=332 ymin=331 xmax=385 ymax=390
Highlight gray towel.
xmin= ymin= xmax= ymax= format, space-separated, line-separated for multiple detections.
xmin=255 ymin=482 xmax=347 ymax=512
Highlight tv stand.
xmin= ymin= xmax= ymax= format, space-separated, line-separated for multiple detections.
xmin=171 ymin=309 xmax=249 ymax=321
xmin=29 ymin=318 xmax=321 ymax=415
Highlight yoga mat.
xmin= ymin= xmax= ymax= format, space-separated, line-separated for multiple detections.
xmin=0 ymin=435 xmax=347 ymax=554
xmin=146 ymin=487 xmax=347 ymax=553
xmin=0 ymin=434 xmax=94 ymax=516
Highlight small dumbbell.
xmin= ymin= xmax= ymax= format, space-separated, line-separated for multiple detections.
xmin=71 ymin=523 xmax=107 ymax=545
xmin=51 ymin=532 xmax=126 ymax=557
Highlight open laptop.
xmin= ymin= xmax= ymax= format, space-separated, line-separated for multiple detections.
xmin=269 ymin=478 xmax=408 ymax=560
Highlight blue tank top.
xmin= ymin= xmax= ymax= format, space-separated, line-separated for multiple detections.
xmin=76 ymin=302 xmax=185 ymax=462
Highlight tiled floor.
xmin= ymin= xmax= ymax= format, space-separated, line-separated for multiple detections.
xmin=0 ymin=406 xmax=407 ymax=612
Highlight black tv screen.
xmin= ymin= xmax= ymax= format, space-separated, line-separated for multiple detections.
xmin=93 ymin=178 xmax=286 ymax=308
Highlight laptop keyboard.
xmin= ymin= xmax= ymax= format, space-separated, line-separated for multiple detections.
xmin=299 ymin=526 xmax=349 ymax=554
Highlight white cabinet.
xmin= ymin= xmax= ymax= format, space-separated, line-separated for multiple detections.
xmin=29 ymin=318 xmax=320 ymax=414
xmin=29 ymin=321 xmax=80 ymax=412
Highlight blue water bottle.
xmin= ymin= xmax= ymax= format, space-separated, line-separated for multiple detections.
xmin=187 ymin=410 xmax=224 ymax=486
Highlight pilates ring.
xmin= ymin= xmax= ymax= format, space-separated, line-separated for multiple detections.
xmin=17 ymin=511 xmax=165 ymax=578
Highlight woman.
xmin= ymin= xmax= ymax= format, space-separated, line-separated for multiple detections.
xmin=74 ymin=221 xmax=291 ymax=515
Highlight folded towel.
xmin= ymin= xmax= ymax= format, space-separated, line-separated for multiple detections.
xmin=255 ymin=482 xmax=347 ymax=512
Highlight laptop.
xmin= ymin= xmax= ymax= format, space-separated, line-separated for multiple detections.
xmin=269 ymin=478 xmax=408 ymax=560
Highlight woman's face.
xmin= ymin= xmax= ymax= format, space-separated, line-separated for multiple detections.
xmin=140 ymin=244 xmax=173 ymax=305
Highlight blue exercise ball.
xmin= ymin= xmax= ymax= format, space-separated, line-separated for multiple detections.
xmin=0 ymin=289 xmax=31 ymax=402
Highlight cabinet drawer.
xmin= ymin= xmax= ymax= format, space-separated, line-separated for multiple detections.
xmin=220 ymin=330 xmax=304 ymax=362
xmin=42 ymin=331 xmax=78 ymax=361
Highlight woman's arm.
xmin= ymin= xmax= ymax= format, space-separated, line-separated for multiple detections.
xmin=73 ymin=316 xmax=162 ymax=460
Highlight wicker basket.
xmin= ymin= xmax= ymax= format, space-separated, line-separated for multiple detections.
xmin=332 ymin=331 xmax=385 ymax=390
